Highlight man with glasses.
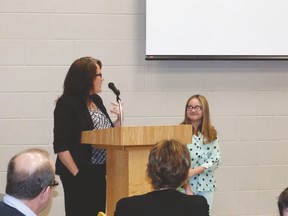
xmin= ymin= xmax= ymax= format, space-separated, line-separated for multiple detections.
xmin=0 ymin=148 xmax=57 ymax=216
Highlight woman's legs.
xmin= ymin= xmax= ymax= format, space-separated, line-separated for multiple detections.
xmin=60 ymin=164 xmax=106 ymax=216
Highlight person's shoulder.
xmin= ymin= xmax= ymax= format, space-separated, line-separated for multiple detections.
xmin=186 ymin=194 xmax=209 ymax=207
xmin=57 ymin=94 xmax=81 ymax=104
xmin=115 ymin=194 xmax=147 ymax=216
xmin=188 ymin=194 xmax=208 ymax=201
xmin=90 ymin=93 xmax=102 ymax=101
xmin=55 ymin=95 xmax=83 ymax=112
xmin=90 ymin=94 xmax=104 ymax=107
xmin=117 ymin=193 xmax=147 ymax=205
xmin=0 ymin=201 xmax=25 ymax=216
xmin=177 ymin=194 xmax=209 ymax=214
xmin=116 ymin=191 xmax=159 ymax=210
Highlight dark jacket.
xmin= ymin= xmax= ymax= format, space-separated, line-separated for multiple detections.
xmin=0 ymin=202 xmax=25 ymax=216
xmin=53 ymin=94 xmax=113 ymax=176
xmin=114 ymin=189 xmax=209 ymax=216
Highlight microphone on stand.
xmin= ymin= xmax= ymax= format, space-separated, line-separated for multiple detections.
xmin=108 ymin=82 xmax=123 ymax=126
xmin=108 ymin=82 xmax=120 ymax=96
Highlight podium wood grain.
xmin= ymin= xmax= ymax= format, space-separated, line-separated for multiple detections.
xmin=81 ymin=125 xmax=192 ymax=216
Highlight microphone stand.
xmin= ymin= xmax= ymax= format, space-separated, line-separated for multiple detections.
xmin=116 ymin=94 xmax=123 ymax=126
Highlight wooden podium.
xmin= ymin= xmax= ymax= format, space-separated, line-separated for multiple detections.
xmin=81 ymin=125 xmax=192 ymax=216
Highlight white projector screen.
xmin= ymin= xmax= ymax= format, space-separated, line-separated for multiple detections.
xmin=146 ymin=0 xmax=288 ymax=60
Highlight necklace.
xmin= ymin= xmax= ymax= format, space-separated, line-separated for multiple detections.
xmin=157 ymin=187 xmax=174 ymax=191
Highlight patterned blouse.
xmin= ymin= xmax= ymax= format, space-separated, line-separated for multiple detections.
xmin=187 ymin=133 xmax=221 ymax=193
xmin=88 ymin=107 xmax=112 ymax=165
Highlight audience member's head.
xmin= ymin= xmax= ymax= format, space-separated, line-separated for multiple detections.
xmin=278 ymin=187 xmax=288 ymax=216
xmin=5 ymin=148 xmax=57 ymax=214
xmin=146 ymin=139 xmax=191 ymax=190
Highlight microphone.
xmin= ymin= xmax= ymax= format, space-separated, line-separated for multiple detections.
xmin=108 ymin=82 xmax=123 ymax=126
xmin=108 ymin=82 xmax=120 ymax=96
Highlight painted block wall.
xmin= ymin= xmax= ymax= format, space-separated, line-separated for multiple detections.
xmin=1 ymin=0 xmax=288 ymax=215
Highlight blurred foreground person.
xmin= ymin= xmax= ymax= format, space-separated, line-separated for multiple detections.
xmin=114 ymin=139 xmax=209 ymax=216
xmin=0 ymin=148 xmax=57 ymax=216
xmin=278 ymin=187 xmax=288 ymax=216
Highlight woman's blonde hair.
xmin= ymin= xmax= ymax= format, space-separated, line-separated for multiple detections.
xmin=181 ymin=94 xmax=217 ymax=143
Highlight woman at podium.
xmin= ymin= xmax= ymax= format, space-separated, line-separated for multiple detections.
xmin=53 ymin=57 xmax=121 ymax=216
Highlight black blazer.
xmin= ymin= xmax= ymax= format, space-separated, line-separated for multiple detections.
xmin=0 ymin=201 xmax=25 ymax=216
xmin=114 ymin=189 xmax=209 ymax=216
xmin=53 ymin=94 xmax=113 ymax=176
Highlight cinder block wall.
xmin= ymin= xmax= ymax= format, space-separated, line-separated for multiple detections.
xmin=1 ymin=1 xmax=288 ymax=215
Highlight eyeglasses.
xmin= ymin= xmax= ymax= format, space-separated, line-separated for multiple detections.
xmin=49 ymin=180 xmax=59 ymax=188
xmin=186 ymin=105 xmax=202 ymax=112
xmin=95 ymin=73 xmax=102 ymax=78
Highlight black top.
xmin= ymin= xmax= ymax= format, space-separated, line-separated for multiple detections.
xmin=53 ymin=94 xmax=113 ymax=176
xmin=114 ymin=189 xmax=209 ymax=216
xmin=0 ymin=202 xmax=25 ymax=216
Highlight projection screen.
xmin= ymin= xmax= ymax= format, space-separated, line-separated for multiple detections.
xmin=146 ymin=0 xmax=288 ymax=60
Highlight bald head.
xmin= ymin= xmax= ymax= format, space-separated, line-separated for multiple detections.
xmin=5 ymin=148 xmax=55 ymax=200
xmin=14 ymin=149 xmax=54 ymax=175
